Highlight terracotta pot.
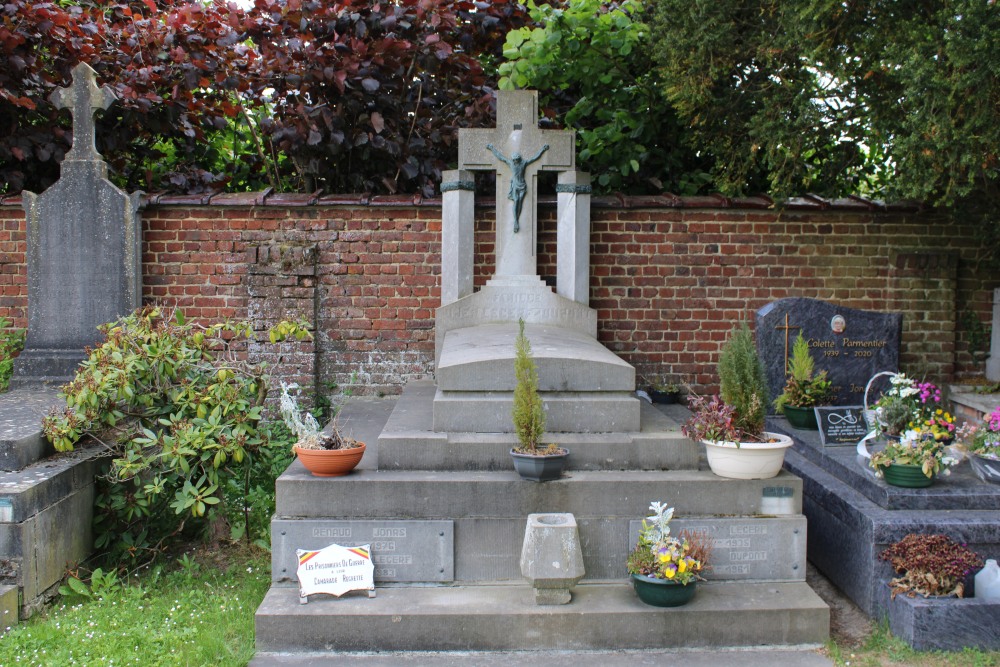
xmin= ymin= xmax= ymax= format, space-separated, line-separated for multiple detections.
xmin=509 ymin=448 xmax=569 ymax=482
xmin=294 ymin=442 xmax=366 ymax=477
xmin=630 ymin=573 xmax=697 ymax=607
xmin=702 ymin=432 xmax=793 ymax=480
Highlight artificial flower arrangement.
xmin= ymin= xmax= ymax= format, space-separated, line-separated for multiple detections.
xmin=965 ymin=406 xmax=1000 ymax=461
xmin=626 ymin=501 xmax=711 ymax=584
xmin=869 ymin=374 xmax=960 ymax=479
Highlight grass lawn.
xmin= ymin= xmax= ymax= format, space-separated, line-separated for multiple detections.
xmin=0 ymin=545 xmax=270 ymax=667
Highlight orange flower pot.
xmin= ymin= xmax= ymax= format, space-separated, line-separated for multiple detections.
xmin=294 ymin=442 xmax=366 ymax=477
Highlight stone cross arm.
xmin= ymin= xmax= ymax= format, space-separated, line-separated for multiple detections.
xmin=51 ymin=62 xmax=117 ymax=161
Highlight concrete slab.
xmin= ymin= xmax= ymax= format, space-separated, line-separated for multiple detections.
xmin=275 ymin=467 xmax=804 ymax=520
xmin=437 ymin=323 xmax=634 ymax=392
xmin=372 ymin=382 xmax=697 ymax=471
xmin=432 ymin=388 xmax=641 ymax=433
xmin=251 ymin=648 xmax=834 ymax=667
xmin=270 ymin=514 xmax=806 ymax=583
xmin=0 ymin=387 xmax=62 ymax=471
xmin=255 ymin=581 xmax=829 ymax=653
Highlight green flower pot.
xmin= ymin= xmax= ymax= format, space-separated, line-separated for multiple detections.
xmin=630 ymin=573 xmax=697 ymax=607
xmin=783 ymin=405 xmax=818 ymax=430
xmin=881 ymin=463 xmax=934 ymax=488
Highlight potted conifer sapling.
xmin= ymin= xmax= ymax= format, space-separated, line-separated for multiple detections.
xmin=682 ymin=322 xmax=793 ymax=479
xmin=509 ymin=320 xmax=568 ymax=481
xmin=774 ymin=333 xmax=833 ymax=430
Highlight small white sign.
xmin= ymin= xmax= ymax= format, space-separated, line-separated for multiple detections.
xmin=296 ymin=543 xmax=375 ymax=601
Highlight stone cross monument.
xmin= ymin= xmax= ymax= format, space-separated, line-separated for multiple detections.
xmin=455 ymin=91 xmax=576 ymax=286
xmin=14 ymin=62 xmax=142 ymax=384
xmin=433 ymin=90 xmax=638 ymax=434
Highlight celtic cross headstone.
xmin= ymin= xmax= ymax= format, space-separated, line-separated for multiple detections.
xmin=14 ymin=62 xmax=142 ymax=384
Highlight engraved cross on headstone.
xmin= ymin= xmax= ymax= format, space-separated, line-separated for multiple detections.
xmin=458 ymin=90 xmax=575 ymax=282
xmin=51 ymin=62 xmax=116 ymax=162
xmin=775 ymin=313 xmax=801 ymax=374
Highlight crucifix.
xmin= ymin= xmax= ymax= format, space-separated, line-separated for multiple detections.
xmin=775 ymin=313 xmax=802 ymax=374
xmin=458 ymin=91 xmax=575 ymax=282
xmin=51 ymin=62 xmax=116 ymax=162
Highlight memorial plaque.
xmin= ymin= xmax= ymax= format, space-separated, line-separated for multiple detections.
xmin=816 ymin=406 xmax=870 ymax=446
xmin=628 ymin=517 xmax=806 ymax=582
xmin=756 ymin=298 xmax=901 ymax=409
xmin=272 ymin=519 xmax=454 ymax=583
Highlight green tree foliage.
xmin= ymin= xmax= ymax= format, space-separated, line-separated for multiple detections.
xmin=0 ymin=0 xmax=531 ymax=196
xmin=649 ymin=0 xmax=1000 ymax=214
xmin=498 ymin=0 xmax=711 ymax=194
xmin=718 ymin=322 xmax=768 ymax=439
xmin=41 ymin=307 xmax=286 ymax=565
xmin=512 ymin=319 xmax=545 ymax=452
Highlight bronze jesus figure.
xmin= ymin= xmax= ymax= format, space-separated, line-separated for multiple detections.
xmin=486 ymin=143 xmax=549 ymax=233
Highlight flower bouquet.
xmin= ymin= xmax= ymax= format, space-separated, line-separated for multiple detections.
xmin=962 ymin=406 xmax=1000 ymax=484
xmin=626 ymin=501 xmax=711 ymax=607
xmin=868 ymin=374 xmax=958 ymax=485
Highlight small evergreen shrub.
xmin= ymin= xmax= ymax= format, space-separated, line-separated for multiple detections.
xmin=0 ymin=316 xmax=24 ymax=392
xmin=718 ymin=322 xmax=769 ymax=440
xmin=512 ymin=319 xmax=545 ymax=453
xmin=774 ymin=333 xmax=832 ymax=412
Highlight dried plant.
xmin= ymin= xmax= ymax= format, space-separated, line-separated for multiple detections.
xmin=880 ymin=534 xmax=984 ymax=598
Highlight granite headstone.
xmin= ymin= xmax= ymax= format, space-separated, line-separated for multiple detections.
xmin=13 ymin=63 xmax=142 ymax=384
xmin=756 ymin=298 xmax=901 ymax=408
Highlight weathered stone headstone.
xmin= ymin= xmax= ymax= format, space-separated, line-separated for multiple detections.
xmin=14 ymin=63 xmax=142 ymax=384
xmin=756 ymin=298 xmax=901 ymax=408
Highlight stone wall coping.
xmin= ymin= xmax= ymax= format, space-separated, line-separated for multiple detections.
xmin=0 ymin=191 xmax=924 ymax=213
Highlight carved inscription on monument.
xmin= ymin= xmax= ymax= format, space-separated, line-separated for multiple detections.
xmin=273 ymin=520 xmax=454 ymax=583
xmin=628 ymin=517 xmax=805 ymax=581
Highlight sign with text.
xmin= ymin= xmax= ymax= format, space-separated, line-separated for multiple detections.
xmin=273 ymin=519 xmax=455 ymax=583
xmin=816 ymin=406 xmax=871 ymax=445
xmin=756 ymin=298 xmax=901 ymax=409
xmin=296 ymin=543 xmax=374 ymax=599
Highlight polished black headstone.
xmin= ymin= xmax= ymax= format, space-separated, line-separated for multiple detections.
xmin=756 ymin=298 xmax=901 ymax=408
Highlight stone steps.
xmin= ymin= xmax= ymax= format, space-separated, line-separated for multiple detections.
xmin=255 ymin=581 xmax=830 ymax=653
xmin=276 ymin=466 xmax=804 ymax=520
xmin=378 ymin=381 xmax=695 ymax=471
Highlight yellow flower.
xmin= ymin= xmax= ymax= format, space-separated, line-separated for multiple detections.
xmin=664 ymin=568 xmax=676 ymax=579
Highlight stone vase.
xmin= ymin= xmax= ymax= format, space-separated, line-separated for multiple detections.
xmin=630 ymin=574 xmax=697 ymax=607
xmin=702 ymin=432 xmax=793 ymax=480
xmin=782 ymin=405 xmax=819 ymax=430
xmin=294 ymin=442 xmax=366 ymax=477
xmin=880 ymin=463 xmax=934 ymax=488
xmin=510 ymin=448 xmax=569 ymax=482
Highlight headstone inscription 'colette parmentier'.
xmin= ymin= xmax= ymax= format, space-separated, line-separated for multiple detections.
xmin=756 ymin=298 xmax=902 ymax=408
xmin=14 ymin=62 xmax=142 ymax=384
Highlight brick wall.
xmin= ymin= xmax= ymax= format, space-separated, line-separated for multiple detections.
xmin=0 ymin=194 xmax=995 ymax=401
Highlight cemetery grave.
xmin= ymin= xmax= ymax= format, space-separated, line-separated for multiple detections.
xmin=253 ymin=91 xmax=829 ymax=656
